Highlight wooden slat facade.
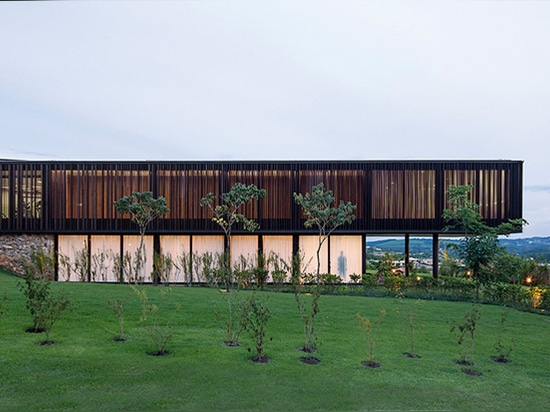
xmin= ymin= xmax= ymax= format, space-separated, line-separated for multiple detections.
xmin=0 ymin=160 xmax=523 ymax=236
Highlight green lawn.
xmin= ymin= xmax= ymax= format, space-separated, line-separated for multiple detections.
xmin=1 ymin=269 xmax=548 ymax=411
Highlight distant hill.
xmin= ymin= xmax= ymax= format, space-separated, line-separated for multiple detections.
xmin=367 ymin=236 xmax=550 ymax=261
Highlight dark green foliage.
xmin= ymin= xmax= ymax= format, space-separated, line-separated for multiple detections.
xmin=200 ymin=182 xmax=267 ymax=249
xmin=443 ymin=185 xmax=527 ymax=291
xmin=18 ymin=249 xmax=57 ymax=332
xmin=114 ymin=192 xmax=170 ymax=238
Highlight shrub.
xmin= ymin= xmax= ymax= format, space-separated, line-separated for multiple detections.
xmin=383 ymin=275 xmax=404 ymax=296
xmin=361 ymin=273 xmax=378 ymax=288
xmin=133 ymin=286 xmax=179 ymax=355
xmin=242 ymin=293 xmax=271 ymax=362
xmin=18 ymin=249 xmax=57 ymax=333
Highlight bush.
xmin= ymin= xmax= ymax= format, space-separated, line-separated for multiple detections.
xmin=361 ymin=273 xmax=378 ymax=288
xmin=383 ymin=275 xmax=404 ymax=295
xmin=482 ymin=283 xmax=529 ymax=306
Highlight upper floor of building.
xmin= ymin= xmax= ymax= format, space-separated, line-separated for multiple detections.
xmin=0 ymin=159 xmax=523 ymax=235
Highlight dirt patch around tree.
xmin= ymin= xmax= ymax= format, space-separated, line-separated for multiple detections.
xmin=300 ymin=356 xmax=321 ymax=365
xmin=147 ymin=350 xmax=170 ymax=357
xmin=361 ymin=361 xmax=381 ymax=368
xmin=251 ymin=356 xmax=270 ymax=364
xmin=490 ymin=357 xmax=510 ymax=364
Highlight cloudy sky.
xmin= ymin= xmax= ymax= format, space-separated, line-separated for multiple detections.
xmin=1 ymin=1 xmax=549 ymax=237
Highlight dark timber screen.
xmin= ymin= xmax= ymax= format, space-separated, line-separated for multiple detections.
xmin=0 ymin=160 xmax=523 ymax=236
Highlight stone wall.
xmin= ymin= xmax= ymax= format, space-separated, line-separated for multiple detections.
xmin=0 ymin=234 xmax=55 ymax=275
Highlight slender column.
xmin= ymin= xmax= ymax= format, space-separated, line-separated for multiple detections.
xmin=404 ymin=234 xmax=410 ymax=277
xmin=362 ymin=235 xmax=367 ymax=275
xmin=432 ymin=234 xmax=439 ymax=278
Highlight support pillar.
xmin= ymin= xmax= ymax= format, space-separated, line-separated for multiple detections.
xmin=432 ymin=234 xmax=439 ymax=278
xmin=404 ymin=234 xmax=410 ymax=277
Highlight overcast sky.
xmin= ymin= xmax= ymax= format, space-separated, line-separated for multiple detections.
xmin=1 ymin=1 xmax=549 ymax=238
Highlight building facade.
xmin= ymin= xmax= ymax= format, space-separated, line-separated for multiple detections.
xmin=0 ymin=160 xmax=523 ymax=282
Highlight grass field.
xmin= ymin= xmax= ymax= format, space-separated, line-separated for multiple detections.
xmin=1 ymin=269 xmax=549 ymax=411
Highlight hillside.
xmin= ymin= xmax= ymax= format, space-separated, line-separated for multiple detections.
xmin=367 ymin=236 xmax=550 ymax=261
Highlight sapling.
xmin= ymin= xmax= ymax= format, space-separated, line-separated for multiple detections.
xmin=492 ymin=308 xmax=514 ymax=363
xmin=114 ymin=192 xmax=170 ymax=285
xmin=200 ymin=182 xmax=267 ymax=346
xmin=37 ymin=291 xmax=72 ymax=345
xmin=450 ymin=304 xmax=482 ymax=375
xmin=213 ymin=286 xmax=247 ymax=346
xmin=18 ymin=249 xmax=56 ymax=332
xmin=397 ymin=299 xmax=423 ymax=358
xmin=357 ymin=310 xmax=386 ymax=368
xmin=107 ymin=297 xmax=127 ymax=341
xmin=242 ymin=293 xmax=272 ymax=363
xmin=293 ymin=183 xmax=356 ymax=356
xmin=133 ymin=286 xmax=179 ymax=355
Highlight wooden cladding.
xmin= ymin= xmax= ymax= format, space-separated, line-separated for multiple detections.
xmin=371 ymin=170 xmax=435 ymax=219
xmin=50 ymin=169 xmax=149 ymax=219
xmin=0 ymin=160 xmax=523 ymax=234
xmin=157 ymin=169 xmax=221 ymax=219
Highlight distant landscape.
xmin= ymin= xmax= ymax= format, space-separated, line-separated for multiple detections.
xmin=366 ymin=236 xmax=550 ymax=261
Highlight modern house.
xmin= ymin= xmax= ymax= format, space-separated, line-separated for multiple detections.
xmin=0 ymin=159 xmax=523 ymax=282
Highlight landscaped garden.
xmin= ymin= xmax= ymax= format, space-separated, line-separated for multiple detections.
xmin=1 ymin=268 xmax=549 ymax=411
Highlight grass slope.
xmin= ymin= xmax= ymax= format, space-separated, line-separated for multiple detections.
xmin=1 ymin=270 xmax=548 ymax=411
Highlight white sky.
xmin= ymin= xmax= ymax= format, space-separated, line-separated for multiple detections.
xmin=1 ymin=1 xmax=549 ymax=237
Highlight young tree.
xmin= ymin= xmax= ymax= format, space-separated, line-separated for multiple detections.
xmin=451 ymin=303 xmax=482 ymax=375
xmin=200 ymin=182 xmax=267 ymax=346
xmin=242 ymin=292 xmax=272 ymax=363
xmin=200 ymin=182 xmax=267 ymax=286
xmin=357 ymin=310 xmax=386 ymax=368
xmin=114 ymin=192 xmax=169 ymax=283
xmin=18 ymin=249 xmax=56 ymax=332
xmin=18 ymin=249 xmax=72 ymax=343
xmin=443 ymin=185 xmax=526 ymax=291
xmin=293 ymin=183 xmax=356 ymax=354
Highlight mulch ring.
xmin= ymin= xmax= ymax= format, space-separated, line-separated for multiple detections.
xmin=490 ymin=357 xmax=510 ymax=364
xmin=251 ymin=356 xmax=270 ymax=364
xmin=300 ymin=356 xmax=321 ymax=365
xmin=361 ymin=361 xmax=381 ymax=368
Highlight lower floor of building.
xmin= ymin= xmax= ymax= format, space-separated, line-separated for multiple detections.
xmin=54 ymin=233 xmax=442 ymax=283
